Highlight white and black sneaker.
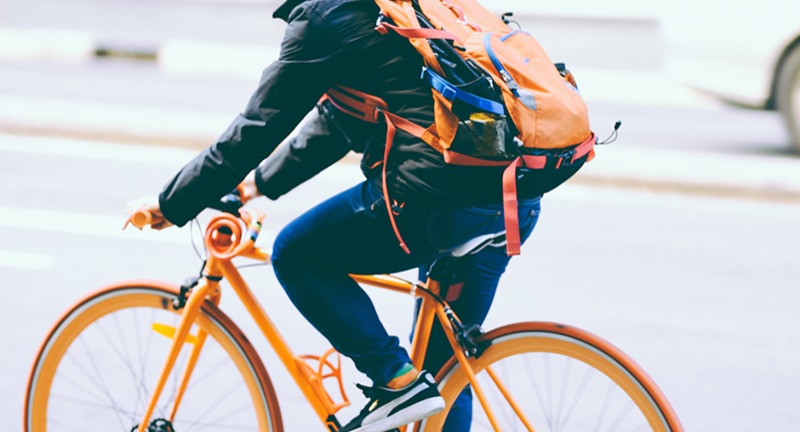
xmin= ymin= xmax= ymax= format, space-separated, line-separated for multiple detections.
xmin=340 ymin=371 xmax=445 ymax=432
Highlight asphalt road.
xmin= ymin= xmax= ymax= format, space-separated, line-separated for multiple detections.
xmin=2 ymin=134 xmax=799 ymax=431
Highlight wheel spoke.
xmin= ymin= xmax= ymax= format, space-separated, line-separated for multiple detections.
xmin=430 ymin=325 xmax=680 ymax=432
xmin=26 ymin=286 xmax=275 ymax=431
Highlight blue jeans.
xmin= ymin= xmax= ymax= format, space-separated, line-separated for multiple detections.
xmin=271 ymin=181 xmax=540 ymax=430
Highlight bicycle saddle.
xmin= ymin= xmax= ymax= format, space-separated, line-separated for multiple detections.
xmin=449 ymin=231 xmax=506 ymax=257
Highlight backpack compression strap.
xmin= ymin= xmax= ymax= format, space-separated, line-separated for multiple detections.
xmin=327 ymin=85 xmax=596 ymax=256
xmin=438 ymin=134 xmax=596 ymax=255
xmin=325 ymin=85 xmax=440 ymax=254
xmin=501 ymin=134 xmax=596 ymax=255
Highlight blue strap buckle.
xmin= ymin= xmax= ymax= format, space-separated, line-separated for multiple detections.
xmin=422 ymin=67 xmax=505 ymax=116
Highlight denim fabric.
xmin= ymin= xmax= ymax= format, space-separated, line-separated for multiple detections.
xmin=271 ymin=181 xmax=540 ymax=424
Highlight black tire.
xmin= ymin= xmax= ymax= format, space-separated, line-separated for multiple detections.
xmin=776 ymin=44 xmax=800 ymax=152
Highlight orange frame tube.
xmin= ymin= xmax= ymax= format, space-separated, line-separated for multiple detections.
xmin=433 ymin=305 xmax=503 ymax=432
xmin=137 ymin=281 xmax=213 ymax=431
xmin=134 ymin=222 xmax=481 ymax=431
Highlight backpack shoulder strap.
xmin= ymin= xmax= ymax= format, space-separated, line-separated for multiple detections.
xmin=374 ymin=0 xmax=447 ymax=76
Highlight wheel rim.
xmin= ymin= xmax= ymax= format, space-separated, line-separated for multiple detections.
xmin=27 ymin=287 xmax=272 ymax=431
xmin=422 ymin=326 xmax=678 ymax=432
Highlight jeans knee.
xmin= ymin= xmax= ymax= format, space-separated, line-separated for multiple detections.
xmin=270 ymin=229 xmax=304 ymax=283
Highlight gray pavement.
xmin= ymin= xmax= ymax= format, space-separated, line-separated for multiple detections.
xmin=2 ymin=58 xmax=799 ymax=206
xmin=3 ymin=134 xmax=799 ymax=432
xmin=2 ymin=0 xmax=800 ymax=204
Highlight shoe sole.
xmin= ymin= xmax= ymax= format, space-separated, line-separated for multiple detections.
xmin=348 ymin=396 xmax=445 ymax=432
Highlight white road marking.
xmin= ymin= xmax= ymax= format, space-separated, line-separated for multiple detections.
xmin=0 ymin=250 xmax=57 ymax=270
xmin=0 ymin=206 xmax=188 ymax=244
xmin=0 ymin=133 xmax=196 ymax=165
xmin=0 ymin=132 xmax=365 ymax=182
xmin=0 ymin=28 xmax=94 ymax=62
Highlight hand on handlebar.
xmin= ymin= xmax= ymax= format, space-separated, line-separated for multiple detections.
xmin=237 ymin=170 xmax=262 ymax=204
xmin=123 ymin=172 xmax=260 ymax=231
xmin=123 ymin=195 xmax=173 ymax=231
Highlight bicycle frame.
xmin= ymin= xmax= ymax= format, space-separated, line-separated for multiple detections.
xmin=134 ymin=211 xmax=522 ymax=432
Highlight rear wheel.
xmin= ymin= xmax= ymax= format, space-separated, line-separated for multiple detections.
xmin=776 ymin=44 xmax=800 ymax=152
xmin=421 ymin=322 xmax=682 ymax=432
xmin=25 ymin=282 xmax=282 ymax=431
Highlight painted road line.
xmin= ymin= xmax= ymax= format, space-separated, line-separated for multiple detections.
xmin=0 ymin=250 xmax=57 ymax=270
xmin=0 ymin=28 xmax=94 ymax=62
xmin=0 ymin=206 xmax=281 ymax=250
xmin=0 ymin=133 xmax=197 ymax=165
xmin=0 ymin=95 xmax=231 ymax=146
xmin=0 ymin=206 xmax=188 ymax=244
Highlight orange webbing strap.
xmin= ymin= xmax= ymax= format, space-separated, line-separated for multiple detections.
xmin=376 ymin=22 xmax=462 ymax=45
xmin=501 ymin=134 xmax=596 ymax=255
xmin=326 ymin=85 xmax=432 ymax=254
xmin=379 ymin=110 xmax=409 ymax=253
xmin=379 ymin=110 xmax=445 ymax=254
xmin=325 ymin=86 xmax=387 ymax=123
xmin=400 ymin=0 xmax=446 ymax=76
xmin=325 ymin=86 xmax=434 ymax=142
xmin=501 ymin=157 xmax=544 ymax=256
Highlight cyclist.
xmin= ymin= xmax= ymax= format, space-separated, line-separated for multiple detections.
xmin=126 ymin=0 xmax=588 ymax=430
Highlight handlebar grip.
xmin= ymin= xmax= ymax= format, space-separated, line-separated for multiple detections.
xmin=130 ymin=210 xmax=153 ymax=229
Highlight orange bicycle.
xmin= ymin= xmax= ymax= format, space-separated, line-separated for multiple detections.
xmin=24 ymin=194 xmax=683 ymax=431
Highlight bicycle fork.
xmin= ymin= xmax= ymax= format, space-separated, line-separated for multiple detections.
xmin=431 ymin=295 xmax=536 ymax=432
xmin=136 ymin=280 xmax=217 ymax=432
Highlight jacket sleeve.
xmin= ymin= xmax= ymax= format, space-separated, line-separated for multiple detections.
xmin=254 ymin=101 xmax=355 ymax=200
xmin=158 ymin=3 xmax=343 ymax=226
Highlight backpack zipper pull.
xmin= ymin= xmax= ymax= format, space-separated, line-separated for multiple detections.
xmin=598 ymin=120 xmax=622 ymax=145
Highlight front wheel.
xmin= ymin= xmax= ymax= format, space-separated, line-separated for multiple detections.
xmin=25 ymin=282 xmax=282 ymax=431
xmin=420 ymin=322 xmax=683 ymax=432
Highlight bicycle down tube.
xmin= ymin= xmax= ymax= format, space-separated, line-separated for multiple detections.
xmin=130 ymin=218 xmax=517 ymax=431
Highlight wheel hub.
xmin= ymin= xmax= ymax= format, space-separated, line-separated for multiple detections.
xmin=131 ymin=418 xmax=175 ymax=432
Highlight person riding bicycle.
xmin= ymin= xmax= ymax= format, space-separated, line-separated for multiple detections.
xmin=126 ymin=0 xmax=589 ymax=430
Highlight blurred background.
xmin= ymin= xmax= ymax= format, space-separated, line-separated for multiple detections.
xmin=1 ymin=0 xmax=799 ymax=431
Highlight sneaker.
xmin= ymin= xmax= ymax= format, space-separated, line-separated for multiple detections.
xmin=340 ymin=371 xmax=445 ymax=432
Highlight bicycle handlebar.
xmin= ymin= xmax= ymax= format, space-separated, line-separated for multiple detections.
xmin=128 ymin=190 xmax=247 ymax=230
xmin=127 ymin=190 xmax=266 ymax=260
xmin=128 ymin=210 xmax=153 ymax=230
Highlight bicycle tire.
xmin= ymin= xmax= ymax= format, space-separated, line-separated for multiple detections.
xmin=776 ymin=43 xmax=800 ymax=152
xmin=24 ymin=281 xmax=283 ymax=432
xmin=419 ymin=322 xmax=683 ymax=432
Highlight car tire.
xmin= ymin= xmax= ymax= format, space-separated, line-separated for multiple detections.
xmin=776 ymin=44 xmax=800 ymax=152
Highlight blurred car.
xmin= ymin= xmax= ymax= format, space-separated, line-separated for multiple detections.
xmin=661 ymin=1 xmax=800 ymax=151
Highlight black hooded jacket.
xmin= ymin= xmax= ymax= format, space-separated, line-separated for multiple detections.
xmin=158 ymin=0 xmax=540 ymax=227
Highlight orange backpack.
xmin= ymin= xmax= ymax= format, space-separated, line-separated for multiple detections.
xmin=326 ymin=0 xmax=597 ymax=255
